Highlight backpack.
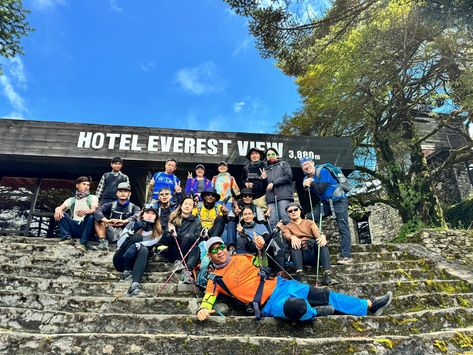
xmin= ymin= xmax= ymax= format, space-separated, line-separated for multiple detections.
xmin=70 ymin=195 xmax=93 ymax=216
xmin=315 ymin=163 xmax=352 ymax=193
xmin=110 ymin=200 xmax=134 ymax=220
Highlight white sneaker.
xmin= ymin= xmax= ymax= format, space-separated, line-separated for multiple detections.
xmin=337 ymin=257 xmax=354 ymax=265
xmin=173 ymin=260 xmax=185 ymax=271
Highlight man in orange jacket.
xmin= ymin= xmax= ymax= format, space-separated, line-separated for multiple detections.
xmin=197 ymin=237 xmax=392 ymax=321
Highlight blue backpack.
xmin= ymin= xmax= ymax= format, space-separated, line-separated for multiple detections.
xmin=315 ymin=163 xmax=352 ymax=193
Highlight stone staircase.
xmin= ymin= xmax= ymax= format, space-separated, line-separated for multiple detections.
xmin=1 ymin=236 xmax=473 ymax=354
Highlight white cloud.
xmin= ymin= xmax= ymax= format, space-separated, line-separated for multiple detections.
xmin=140 ymin=60 xmax=157 ymax=71
xmin=0 ymin=76 xmax=27 ymax=113
xmin=30 ymin=0 xmax=65 ymax=10
xmin=110 ymin=0 xmax=123 ymax=12
xmin=233 ymin=101 xmax=245 ymax=113
xmin=0 ymin=57 xmax=29 ymax=116
xmin=175 ymin=61 xmax=225 ymax=95
xmin=232 ymin=37 xmax=251 ymax=57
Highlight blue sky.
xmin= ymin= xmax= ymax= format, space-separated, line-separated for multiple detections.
xmin=0 ymin=0 xmax=303 ymax=134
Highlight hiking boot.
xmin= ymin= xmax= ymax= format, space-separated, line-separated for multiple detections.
xmin=314 ymin=305 xmax=335 ymax=317
xmin=97 ymin=239 xmax=109 ymax=251
xmin=128 ymin=282 xmax=141 ymax=296
xmin=59 ymin=236 xmax=74 ymax=245
xmin=370 ymin=291 xmax=393 ymax=316
xmin=294 ymin=271 xmax=309 ymax=284
xmin=179 ymin=270 xmax=194 ymax=284
xmin=173 ymin=260 xmax=185 ymax=271
xmin=336 ymin=257 xmax=354 ymax=265
xmin=322 ymin=270 xmax=339 ymax=286
xmin=75 ymin=243 xmax=87 ymax=252
xmin=121 ymin=270 xmax=132 ymax=281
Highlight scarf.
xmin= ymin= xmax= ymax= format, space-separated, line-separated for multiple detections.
xmin=75 ymin=190 xmax=90 ymax=199
xmin=213 ymin=253 xmax=231 ymax=269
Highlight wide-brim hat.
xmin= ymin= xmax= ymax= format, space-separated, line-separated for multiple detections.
xmin=201 ymin=186 xmax=220 ymax=199
xmin=239 ymin=188 xmax=255 ymax=197
xmin=246 ymin=147 xmax=265 ymax=160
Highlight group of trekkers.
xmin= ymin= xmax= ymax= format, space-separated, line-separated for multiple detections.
xmin=53 ymin=148 xmax=393 ymax=321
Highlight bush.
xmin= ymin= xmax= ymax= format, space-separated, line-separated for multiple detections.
xmin=445 ymin=198 xmax=473 ymax=229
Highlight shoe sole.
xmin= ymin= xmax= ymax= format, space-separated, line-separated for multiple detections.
xmin=373 ymin=291 xmax=393 ymax=316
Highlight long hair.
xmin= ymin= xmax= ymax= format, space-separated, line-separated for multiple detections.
xmin=139 ymin=210 xmax=163 ymax=238
xmin=169 ymin=197 xmax=194 ymax=227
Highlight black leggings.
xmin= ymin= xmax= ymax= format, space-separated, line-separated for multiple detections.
xmin=124 ymin=246 xmax=151 ymax=283
xmin=291 ymin=241 xmax=331 ymax=271
xmin=283 ymin=286 xmax=330 ymax=319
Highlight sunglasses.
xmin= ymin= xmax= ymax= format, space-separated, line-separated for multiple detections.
xmin=287 ymin=208 xmax=299 ymax=213
xmin=209 ymin=244 xmax=226 ymax=254
xmin=242 ymin=195 xmax=253 ymax=198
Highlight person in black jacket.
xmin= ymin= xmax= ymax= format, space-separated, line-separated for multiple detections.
xmin=113 ymin=204 xmax=163 ymax=296
xmin=158 ymin=197 xmax=203 ymax=284
xmin=261 ymin=148 xmax=294 ymax=230
xmin=241 ymin=148 xmax=267 ymax=211
xmin=94 ymin=182 xmax=141 ymax=250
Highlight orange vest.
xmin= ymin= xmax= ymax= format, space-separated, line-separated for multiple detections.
xmin=204 ymin=254 xmax=277 ymax=306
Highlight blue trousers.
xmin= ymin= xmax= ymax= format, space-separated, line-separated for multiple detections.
xmin=311 ymin=197 xmax=352 ymax=258
xmin=58 ymin=213 xmax=94 ymax=245
xmin=262 ymin=276 xmax=368 ymax=320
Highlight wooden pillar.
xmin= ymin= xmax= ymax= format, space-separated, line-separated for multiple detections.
xmin=23 ymin=178 xmax=41 ymax=237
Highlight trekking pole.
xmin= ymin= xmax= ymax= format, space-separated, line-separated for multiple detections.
xmin=171 ymin=228 xmax=199 ymax=296
xmin=308 ymin=188 xmax=321 ymax=287
xmin=156 ymin=229 xmax=207 ymax=296
xmin=244 ymin=229 xmax=294 ymax=280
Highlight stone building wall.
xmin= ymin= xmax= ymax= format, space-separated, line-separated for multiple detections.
xmin=366 ymin=203 xmax=402 ymax=244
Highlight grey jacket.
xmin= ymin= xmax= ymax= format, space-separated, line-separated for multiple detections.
xmin=265 ymin=160 xmax=294 ymax=203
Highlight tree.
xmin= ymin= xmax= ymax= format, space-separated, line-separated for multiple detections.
xmin=225 ymin=0 xmax=473 ymax=230
xmin=0 ymin=0 xmax=33 ymax=72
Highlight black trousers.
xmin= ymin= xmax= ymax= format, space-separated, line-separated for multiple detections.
xmin=291 ymin=240 xmax=331 ymax=271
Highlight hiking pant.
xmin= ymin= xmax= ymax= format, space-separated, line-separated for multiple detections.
xmin=236 ymin=236 xmax=259 ymax=254
xmin=262 ymin=276 xmax=368 ymax=320
xmin=123 ymin=245 xmax=151 ymax=283
xmin=291 ymin=241 xmax=331 ymax=271
xmin=267 ymin=199 xmax=291 ymax=231
xmin=161 ymin=235 xmax=200 ymax=270
xmin=310 ymin=197 xmax=352 ymax=258
xmin=222 ymin=220 xmax=237 ymax=247
xmin=208 ymin=216 xmax=226 ymax=238
xmin=58 ymin=213 xmax=94 ymax=245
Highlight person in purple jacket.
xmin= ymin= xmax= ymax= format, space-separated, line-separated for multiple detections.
xmin=185 ymin=164 xmax=212 ymax=199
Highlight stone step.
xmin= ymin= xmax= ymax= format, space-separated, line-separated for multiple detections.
xmin=2 ymin=274 xmax=471 ymax=299
xmin=0 ymin=261 xmax=453 ymax=285
xmin=2 ymin=329 xmax=473 ymax=354
xmin=1 ymin=289 xmax=472 ymax=316
xmin=0 ymin=236 xmax=402 ymax=253
xmin=0 ymin=254 xmax=174 ymax=273
xmin=0 ymin=275 xmax=196 ymax=297
xmin=0 ymin=253 xmax=430 ymax=277
xmin=0 ymin=242 xmax=417 ymax=264
xmin=1 ymin=306 xmax=472 ymax=340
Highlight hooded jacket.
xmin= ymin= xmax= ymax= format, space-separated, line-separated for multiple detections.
xmin=265 ymin=159 xmax=294 ymax=204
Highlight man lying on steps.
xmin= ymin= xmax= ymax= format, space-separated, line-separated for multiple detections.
xmin=197 ymin=237 xmax=393 ymax=322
